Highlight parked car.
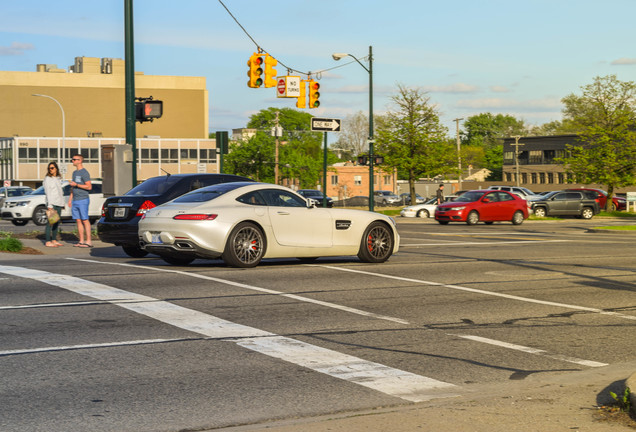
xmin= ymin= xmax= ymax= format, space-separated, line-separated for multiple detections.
xmin=374 ymin=190 xmax=401 ymax=206
xmin=487 ymin=185 xmax=539 ymax=199
xmin=0 ymin=186 xmax=33 ymax=208
xmin=97 ymin=173 xmax=253 ymax=257
xmin=565 ymin=188 xmax=626 ymax=211
xmin=530 ymin=190 xmax=600 ymax=219
xmin=0 ymin=181 xmax=104 ymax=226
xmin=296 ymin=189 xmax=334 ymax=207
xmin=400 ymin=197 xmax=438 ymax=218
xmin=435 ymin=189 xmax=528 ymax=225
xmin=138 ymin=182 xmax=399 ymax=267
xmin=399 ymin=192 xmax=425 ymax=205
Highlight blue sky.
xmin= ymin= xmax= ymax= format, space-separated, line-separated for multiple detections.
xmin=2 ymin=0 xmax=636 ymax=137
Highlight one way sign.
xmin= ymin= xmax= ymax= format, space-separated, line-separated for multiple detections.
xmin=311 ymin=117 xmax=341 ymax=132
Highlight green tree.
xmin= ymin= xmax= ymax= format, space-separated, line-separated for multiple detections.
xmin=558 ymin=75 xmax=636 ymax=209
xmin=461 ymin=113 xmax=527 ymax=180
xmin=375 ymin=84 xmax=451 ymax=202
xmin=528 ymin=119 xmax=580 ymax=136
xmin=225 ymin=107 xmax=337 ymax=188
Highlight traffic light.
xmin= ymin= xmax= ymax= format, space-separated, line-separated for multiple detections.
xmin=247 ymin=53 xmax=263 ymax=88
xmin=135 ymin=98 xmax=163 ymax=122
xmin=296 ymin=80 xmax=306 ymax=109
xmin=308 ymin=80 xmax=320 ymax=108
xmin=357 ymin=155 xmax=368 ymax=165
xmin=263 ymin=54 xmax=278 ymax=88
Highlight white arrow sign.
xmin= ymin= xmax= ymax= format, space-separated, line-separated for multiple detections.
xmin=311 ymin=117 xmax=341 ymax=132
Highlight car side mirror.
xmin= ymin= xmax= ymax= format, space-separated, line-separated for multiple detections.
xmin=307 ymin=198 xmax=318 ymax=208
xmin=482 ymin=198 xmax=490 ymax=203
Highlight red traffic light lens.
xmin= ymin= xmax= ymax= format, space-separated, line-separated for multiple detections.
xmin=311 ymin=82 xmax=320 ymax=90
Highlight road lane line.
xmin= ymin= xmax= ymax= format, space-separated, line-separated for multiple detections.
xmin=317 ymin=265 xmax=636 ymax=322
xmin=401 ymin=240 xmax=569 ymax=247
xmin=0 ymin=337 xmax=203 ymax=357
xmin=0 ymin=265 xmax=456 ymax=402
xmin=450 ymin=334 xmax=608 ymax=368
xmin=65 ymin=258 xmax=410 ymax=325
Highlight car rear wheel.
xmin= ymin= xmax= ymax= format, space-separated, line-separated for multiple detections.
xmin=33 ymin=205 xmax=48 ymax=226
xmin=416 ymin=209 xmax=429 ymax=218
xmin=466 ymin=210 xmax=479 ymax=225
xmin=533 ymin=207 xmax=547 ymax=218
xmin=11 ymin=219 xmax=28 ymax=226
xmin=511 ymin=210 xmax=525 ymax=225
xmin=358 ymin=221 xmax=393 ymax=263
xmin=160 ymin=255 xmax=195 ymax=266
xmin=580 ymin=207 xmax=594 ymax=219
xmin=222 ymin=222 xmax=266 ymax=268
xmin=122 ymin=245 xmax=149 ymax=258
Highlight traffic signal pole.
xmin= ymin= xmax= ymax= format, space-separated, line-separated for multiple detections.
xmin=124 ymin=0 xmax=137 ymax=187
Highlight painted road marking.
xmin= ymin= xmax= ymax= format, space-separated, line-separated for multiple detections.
xmin=401 ymin=239 xmax=569 ymax=247
xmin=0 ymin=265 xmax=456 ymax=402
xmin=450 ymin=334 xmax=608 ymax=368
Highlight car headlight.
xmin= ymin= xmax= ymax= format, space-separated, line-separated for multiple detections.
xmin=16 ymin=201 xmax=30 ymax=206
xmin=448 ymin=206 xmax=466 ymax=211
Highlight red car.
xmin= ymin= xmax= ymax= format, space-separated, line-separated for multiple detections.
xmin=565 ymin=188 xmax=626 ymax=211
xmin=435 ymin=189 xmax=529 ymax=225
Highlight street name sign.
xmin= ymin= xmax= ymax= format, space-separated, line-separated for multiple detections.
xmin=311 ymin=117 xmax=341 ymax=132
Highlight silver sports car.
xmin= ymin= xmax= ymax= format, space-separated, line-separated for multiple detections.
xmin=138 ymin=182 xmax=400 ymax=267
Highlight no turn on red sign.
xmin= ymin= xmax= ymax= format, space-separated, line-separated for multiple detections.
xmin=275 ymin=76 xmax=301 ymax=98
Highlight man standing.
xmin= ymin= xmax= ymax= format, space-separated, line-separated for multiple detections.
xmin=436 ymin=183 xmax=445 ymax=205
xmin=68 ymin=154 xmax=93 ymax=248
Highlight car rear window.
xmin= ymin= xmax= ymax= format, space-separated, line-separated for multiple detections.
xmin=173 ymin=182 xmax=250 ymax=203
xmin=125 ymin=176 xmax=181 ymax=196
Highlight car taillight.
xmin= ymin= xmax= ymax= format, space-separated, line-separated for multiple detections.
xmin=101 ymin=203 xmax=106 ymax=217
xmin=173 ymin=214 xmax=218 ymax=221
xmin=136 ymin=200 xmax=156 ymax=217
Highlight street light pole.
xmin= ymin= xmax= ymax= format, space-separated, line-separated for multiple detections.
xmin=454 ymin=118 xmax=463 ymax=190
xmin=32 ymin=94 xmax=66 ymax=174
xmin=333 ymin=46 xmax=374 ymax=212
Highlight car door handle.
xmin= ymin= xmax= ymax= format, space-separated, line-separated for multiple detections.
xmin=277 ymin=211 xmax=290 ymax=215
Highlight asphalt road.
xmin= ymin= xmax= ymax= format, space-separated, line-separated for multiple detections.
xmin=0 ymin=218 xmax=635 ymax=431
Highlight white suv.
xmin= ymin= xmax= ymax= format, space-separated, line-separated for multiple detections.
xmin=487 ymin=185 xmax=538 ymax=199
xmin=0 ymin=180 xmax=104 ymax=226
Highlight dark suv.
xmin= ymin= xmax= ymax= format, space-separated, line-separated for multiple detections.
xmin=296 ymin=189 xmax=334 ymax=207
xmin=530 ymin=190 xmax=600 ymax=219
xmin=97 ymin=173 xmax=252 ymax=257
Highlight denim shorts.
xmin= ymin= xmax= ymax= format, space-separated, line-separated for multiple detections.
xmin=71 ymin=199 xmax=90 ymax=220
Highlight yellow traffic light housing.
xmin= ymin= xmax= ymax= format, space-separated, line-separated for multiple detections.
xmin=247 ymin=53 xmax=263 ymax=88
xmin=308 ymin=80 xmax=320 ymax=108
xmin=263 ymin=54 xmax=278 ymax=88
xmin=296 ymin=80 xmax=307 ymax=109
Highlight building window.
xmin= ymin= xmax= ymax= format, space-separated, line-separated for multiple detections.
xmin=521 ymin=173 xmax=528 ymax=184
xmin=529 ymin=150 xmax=542 ymax=164
xmin=505 ymin=172 xmax=512 ymax=182
xmin=39 ymin=147 xmax=58 ymax=162
xmin=161 ymin=148 xmax=179 ymax=163
xmin=18 ymin=148 xmax=37 ymax=163
xmin=199 ymin=149 xmax=217 ymax=163
xmin=180 ymin=149 xmax=197 ymax=160
xmin=354 ymin=175 xmax=362 ymax=185
xmin=79 ymin=148 xmax=99 ymax=163
xmin=558 ymin=172 xmax=565 ymax=183
xmin=531 ymin=173 xmax=537 ymax=183
xmin=331 ymin=175 xmax=339 ymax=185
xmin=140 ymin=148 xmax=158 ymax=163
xmin=547 ymin=172 xmax=554 ymax=183
xmin=503 ymin=151 xmax=514 ymax=164
xmin=383 ymin=175 xmax=391 ymax=185
xmin=539 ymin=172 xmax=546 ymax=184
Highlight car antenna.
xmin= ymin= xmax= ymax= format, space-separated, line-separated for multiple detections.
xmin=160 ymin=168 xmax=171 ymax=177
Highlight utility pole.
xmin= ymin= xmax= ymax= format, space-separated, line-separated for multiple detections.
xmin=274 ymin=111 xmax=280 ymax=185
xmin=124 ymin=0 xmax=136 ymax=187
xmin=454 ymin=118 xmax=463 ymax=190
xmin=511 ymin=135 xmax=524 ymax=187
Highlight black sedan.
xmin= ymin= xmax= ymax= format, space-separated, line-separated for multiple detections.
xmin=296 ymin=189 xmax=334 ymax=207
xmin=97 ymin=173 xmax=252 ymax=257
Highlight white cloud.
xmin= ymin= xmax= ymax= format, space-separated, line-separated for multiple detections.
xmin=489 ymin=85 xmax=510 ymax=93
xmin=611 ymin=57 xmax=636 ymax=66
xmin=0 ymin=42 xmax=35 ymax=56
xmin=455 ymin=97 xmax=561 ymax=111
xmin=422 ymin=83 xmax=479 ymax=94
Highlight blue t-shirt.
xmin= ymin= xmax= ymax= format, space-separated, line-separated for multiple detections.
xmin=71 ymin=168 xmax=91 ymax=201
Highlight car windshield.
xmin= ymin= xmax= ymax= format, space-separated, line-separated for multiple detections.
xmin=125 ymin=176 xmax=182 ymax=196
xmin=454 ymin=191 xmax=486 ymax=202
xmin=29 ymin=186 xmax=46 ymax=195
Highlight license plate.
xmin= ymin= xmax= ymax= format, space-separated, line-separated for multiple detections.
xmin=151 ymin=234 xmax=162 ymax=244
xmin=113 ymin=207 xmax=126 ymax=218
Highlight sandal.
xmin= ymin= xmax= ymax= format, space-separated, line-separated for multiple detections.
xmin=45 ymin=242 xmax=59 ymax=248
xmin=78 ymin=243 xmax=94 ymax=248
xmin=73 ymin=243 xmax=85 ymax=247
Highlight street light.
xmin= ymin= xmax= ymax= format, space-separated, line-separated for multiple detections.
xmin=32 ymin=94 xmax=66 ymax=174
xmin=332 ymin=46 xmax=374 ymax=211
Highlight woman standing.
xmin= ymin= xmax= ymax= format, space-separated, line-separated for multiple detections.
xmin=43 ymin=161 xmax=65 ymax=247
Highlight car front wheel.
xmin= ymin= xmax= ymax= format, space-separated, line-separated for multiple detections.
xmin=466 ymin=210 xmax=479 ymax=225
xmin=33 ymin=205 xmax=48 ymax=226
xmin=358 ymin=222 xmax=393 ymax=263
xmin=11 ymin=219 xmax=28 ymax=226
xmin=160 ymin=255 xmax=195 ymax=266
xmin=533 ymin=207 xmax=547 ymax=218
xmin=222 ymin=222 xmax=266 ymax=268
